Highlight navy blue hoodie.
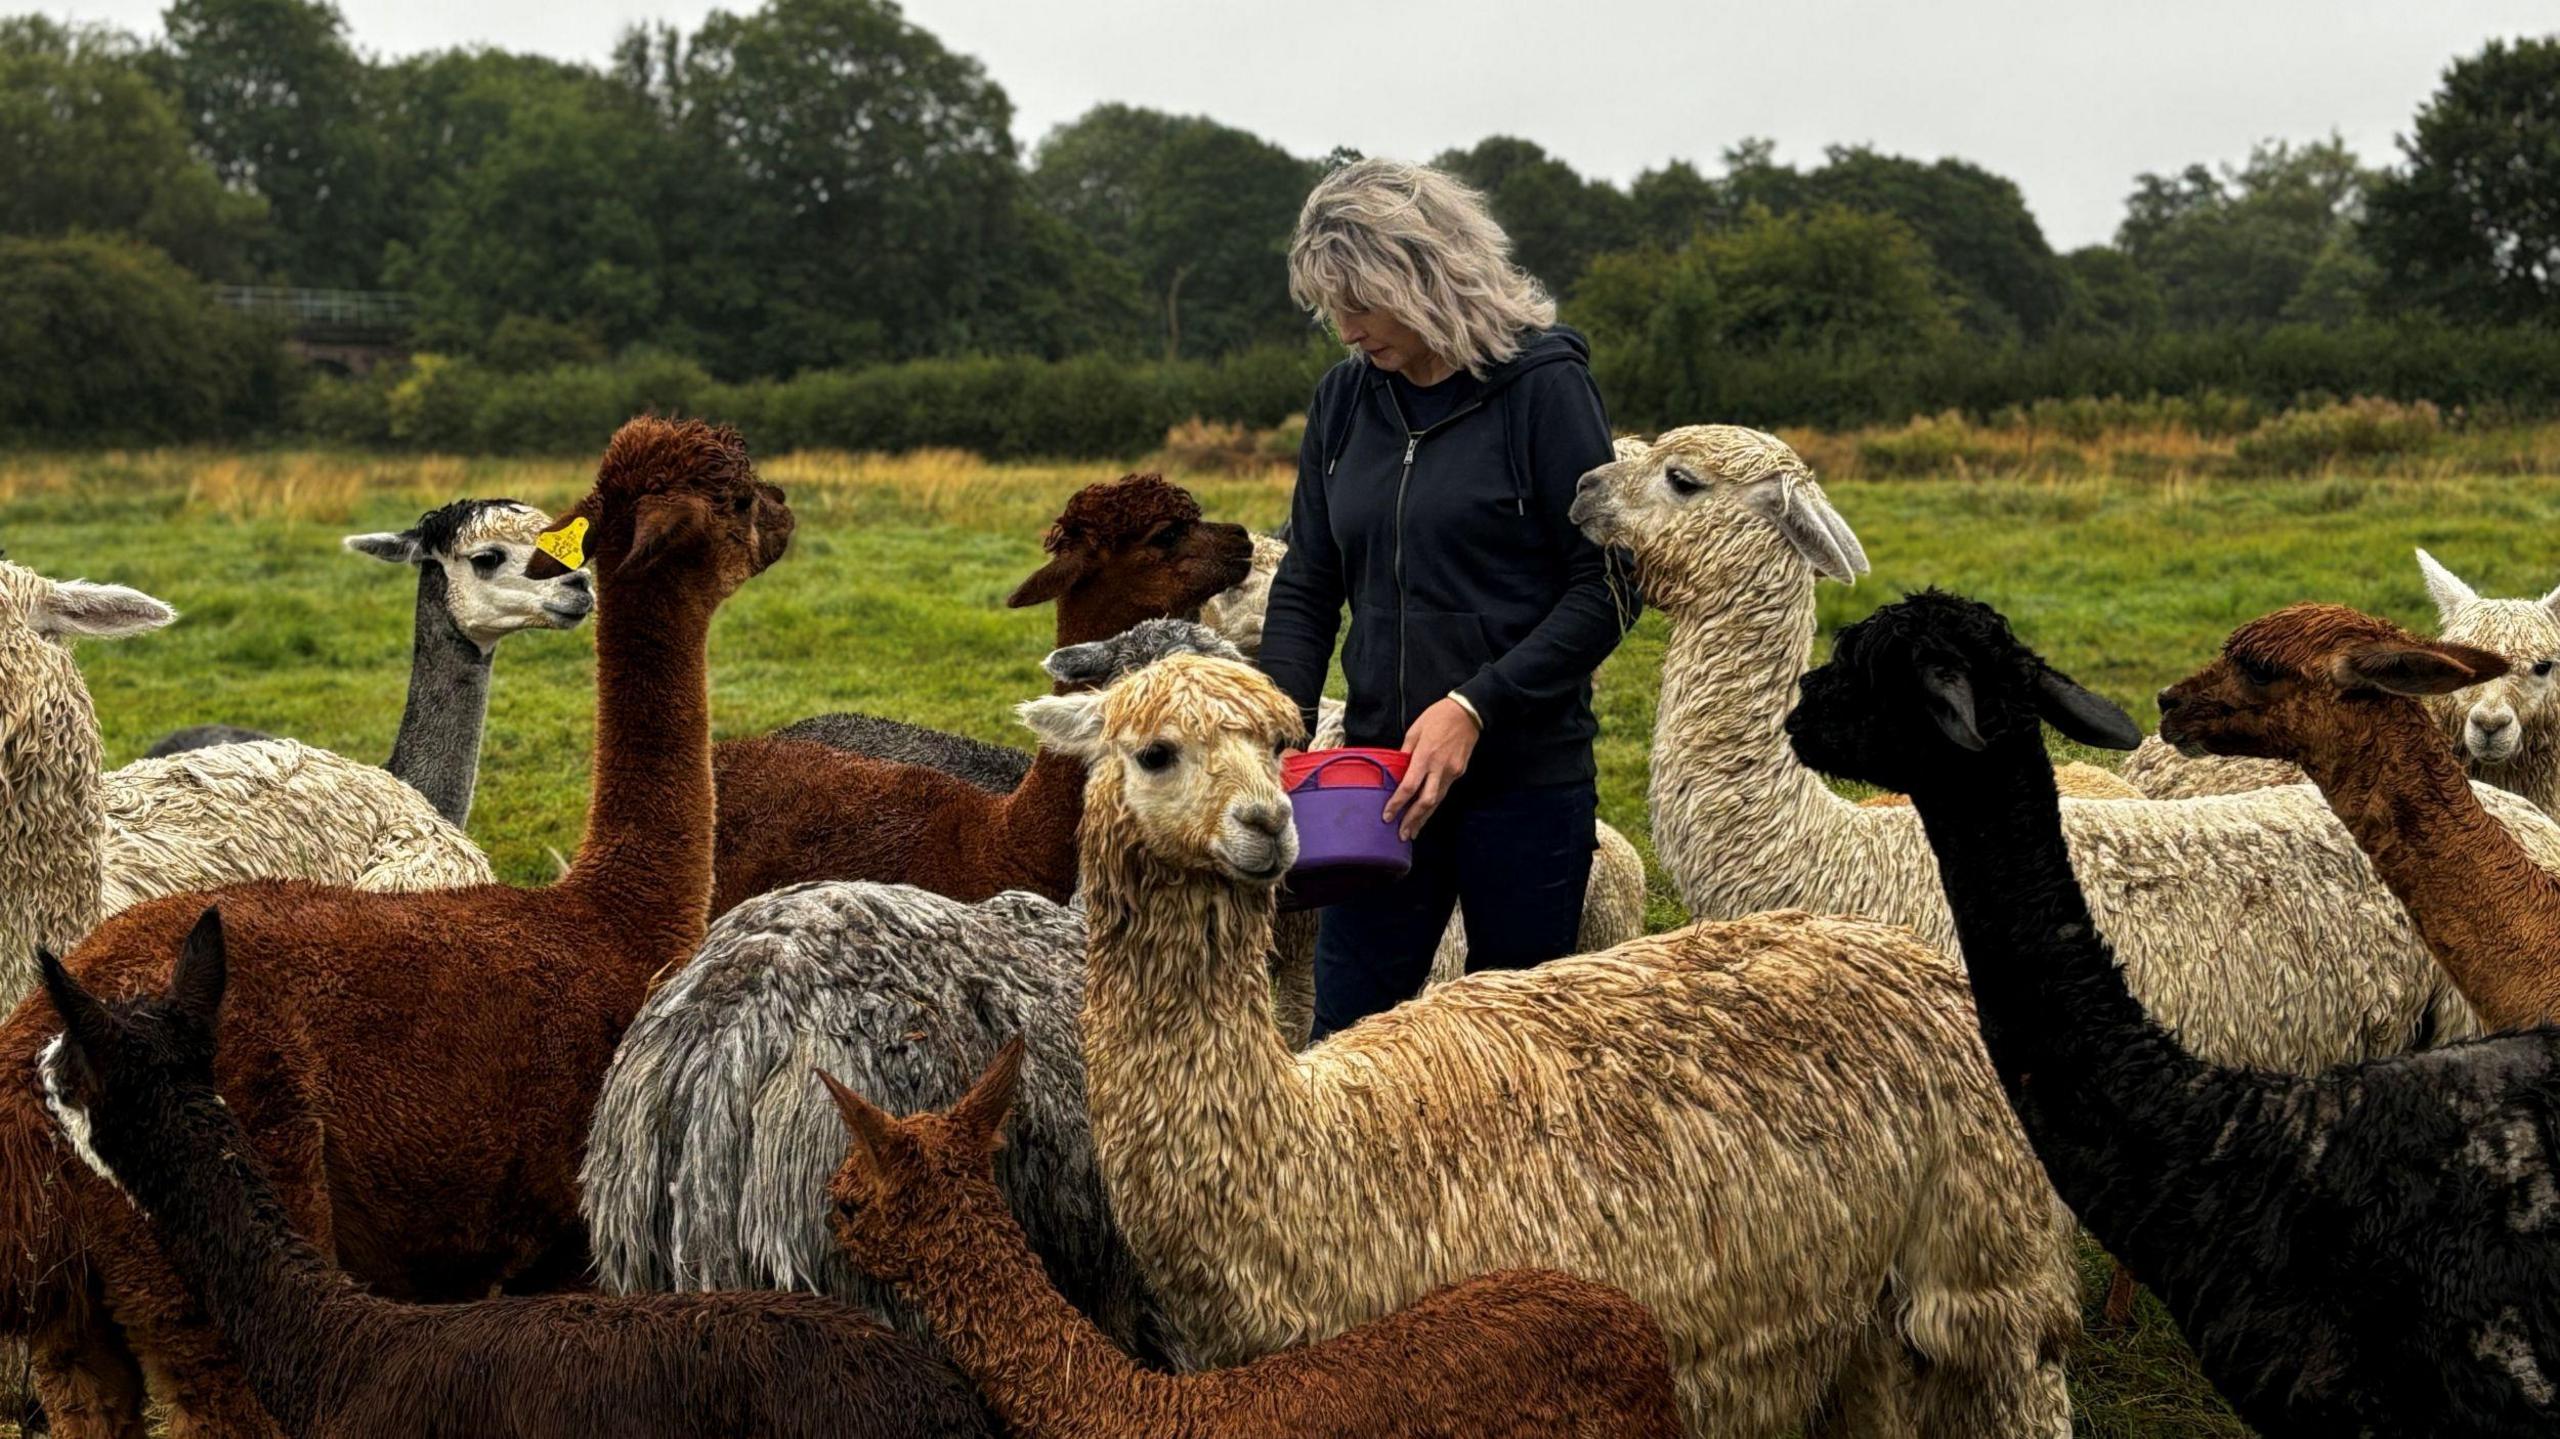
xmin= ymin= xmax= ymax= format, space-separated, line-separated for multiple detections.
xmin=1259 ymin=325 xmax=1639 ymax=791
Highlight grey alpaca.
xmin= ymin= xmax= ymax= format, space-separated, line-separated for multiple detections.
xmin=146 ymin=498 xmax=591 ymax=828
xmin=582 ymin=621 xmax=1239 ymax=1362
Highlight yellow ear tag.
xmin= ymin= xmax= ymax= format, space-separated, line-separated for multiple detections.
xmin=535 ymin=517 xmax=589 ymax=570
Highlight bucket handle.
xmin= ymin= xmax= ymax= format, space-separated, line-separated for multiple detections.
xmin=1291 ymin=752 xmax=1400 ymax=793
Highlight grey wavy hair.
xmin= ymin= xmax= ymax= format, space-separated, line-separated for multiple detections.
xmin=1288 ymin=158 xmax=1557 ymax=377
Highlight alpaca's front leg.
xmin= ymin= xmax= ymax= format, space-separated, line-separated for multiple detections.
xmin=27 ymin=1281 xmax=149 ymax=1439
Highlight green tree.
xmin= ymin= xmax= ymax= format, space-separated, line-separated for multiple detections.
xmin=2366 ymin=36 xmax=2560 ymax=324
xmin=1802 ymin=146 xmax=2071 ymax=337
xmin=1030 ymin=104 xmax=1311 ymax=359
xmin=1431 ymin=136 xmax=1637 ymax=294
xmin=2117 ymin=137 xmax=2379 ymax=326
xmin=0 ymin=234 xmax=289 ymax=437
xmin=0 ymin=18 xmax=266 ymax=278
xmin=159 ymin=0 xmax=384 ymax=285
xmin=1575 ymin=204 xmax=1956 ymax=357
xmin=2056 ymin=246 xmax=2166 ymax=335
xmin=1628 ymin=159 xmax=1729 ymax=248
xmin=637 ymin=0 xmax=1030 ymax=375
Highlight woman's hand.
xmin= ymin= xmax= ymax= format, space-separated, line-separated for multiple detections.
xmin=1383 ymin=697 xmax=1481 ymax=841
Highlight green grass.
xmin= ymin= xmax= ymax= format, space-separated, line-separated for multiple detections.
xmin=15 ymin=449 xmax=2560 ymax=1436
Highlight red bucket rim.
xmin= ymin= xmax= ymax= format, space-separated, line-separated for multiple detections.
xmin=1283 ymin=746 xmax=1409 ymax=791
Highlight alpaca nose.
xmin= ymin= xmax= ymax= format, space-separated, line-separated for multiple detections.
xmin=1576 ymin=469 xmax=1604 ymax=495
xmin=2155 ymin=689 xmax=2182 ymax=716
xmin=561 ymin=571 xmax=592 ymax=593
xmin=2475 ymin=710 xmax=2514 ymax=735
xmin=1234 ymin=802 xmax=1289 ymax=840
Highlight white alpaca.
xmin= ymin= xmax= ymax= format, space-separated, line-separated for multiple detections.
xmin=1572 ymin=426 xmax=2560 ymax=1073
xmin=2126 ymin=548 xmax=2560 ymax=813
xmin=1026 ymin=653 xmax=2078 ymax=1438
xmin=0 ymin=559 xmax=490 ymax=1010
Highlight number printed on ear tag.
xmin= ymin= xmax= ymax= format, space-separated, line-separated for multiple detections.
xmin=536 ymin=516 xmax=589 ymax=571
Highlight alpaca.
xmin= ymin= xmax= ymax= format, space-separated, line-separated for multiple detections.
xmin=1567 ymin=424 xmax=2560 ymax=1072
xmin=1855 ymin=761 xmax=2140 ymax=806
xmin=771 ymin=473 xmax=1254 ymax=791
xmin=818 ymin=1038 xmax=1686 ymax=1439
xmin=0 ymin=417 xmax=791 ymax=1439
xmin=32 ymin=910 xmax=993 ymax=1439
xmin=0 ymin=563 xmax=490 ymax=1016
xmin=1020 ymin=653 xmax=2079 ymax=1438
xmin=2123 ymin=548 xmax=2560 ymax=810
xmin=585 ymin=624 xmax=1241 ymax=1363
xmin=1786 ymin=589 xmax=2560 ymax=1437
xmin=710 ymin=620 xmax=1244 ymax=914
xmin=2158 ymin=603 xmax=2560 ymax=1030
xmin=146 ymin=498 xmax=594 ymax=830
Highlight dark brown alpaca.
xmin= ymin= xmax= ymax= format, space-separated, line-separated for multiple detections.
xmin=0 ymin=417 xmax=791 ymax=1439
xmin=2160 ymin=602 xmax=2560 ymax=1030
xmin=711 ymin=474 xmax=1251 ymax=913
xmin=33 ymin=911 xmax=993 ymax=1439
xmin=820 ymin=1041 xmax=1686 ymax=1439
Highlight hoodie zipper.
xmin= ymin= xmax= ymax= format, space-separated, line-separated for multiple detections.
xmin=1386 ymin=386 xmax=1488 ymax=726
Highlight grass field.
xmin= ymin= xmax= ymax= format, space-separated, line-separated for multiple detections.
xmin=9 ymin=443 xmax=2560 ymax=1435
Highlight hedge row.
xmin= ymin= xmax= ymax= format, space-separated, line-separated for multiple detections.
xmin=293 ymin=344 xmax=1337 ymax=459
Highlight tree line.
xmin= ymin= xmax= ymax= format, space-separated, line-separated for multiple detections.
xmin=1 ymin=0 xmax=2555 ymax=448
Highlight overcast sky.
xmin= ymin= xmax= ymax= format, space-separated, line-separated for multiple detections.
xmin=39 ymin=0 xmax=2557 ymax=249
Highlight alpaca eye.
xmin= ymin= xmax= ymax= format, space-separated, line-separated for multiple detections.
xmin=1148 ymin=521 xmax=1193 ymax=549
xmin=1135 ymin=742 xmax=1179 ymax=773
xmin=2236 ymin=657 xmax=2285 ymax=687
xmin=730 ymin=492 xmax=755 ymax=515
xmin=1664 ymin=467 xmax=1703 ymax=497
xmin=470 ymin=551 xmax=503 ymax=576
xmin=2535 ymin=660 xmax=2554 ymax=678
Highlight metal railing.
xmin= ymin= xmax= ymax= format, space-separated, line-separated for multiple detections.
xmin=208 ymin=286 xmax=416 ymax=333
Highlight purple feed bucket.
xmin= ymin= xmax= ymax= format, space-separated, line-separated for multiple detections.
xmin=1279 ymin=747 xmax=1414 ymax=912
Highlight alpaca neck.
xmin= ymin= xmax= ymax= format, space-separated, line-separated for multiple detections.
xmin=559 ymin=566 xmax=718 ymax=960
xmin=996 ymin=749 xmax=1088 ymax=895
xmin=2296 ymin=703 xmax=2560 ymax=1028
xmin=0 ymin=692 xmax=104 ymax=1011
xmin=1903 ymin=751 xmax=2242 ymax=1199
xmin=1077 ymin=784 xmax=1306 ymax=1284
xmin=880 ymin=1165 xmax=1164 ymax=1429
xmin=103 ymin=1083 xmax=383 ymax=1437
xmin=1648 ymin=549 xmax=1853 ymax=914
xmin=382 ymin=565 xmax=494 ymax=831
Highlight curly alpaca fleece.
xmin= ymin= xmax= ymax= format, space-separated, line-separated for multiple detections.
xmin=1576 ymin=425 xmax=2542 ymax=1072
xmin=1791 ymin=590 xmax=2560 ymax=1438
xmin=2125 ymin=548 xmax=2560 ymax=812
xmin=1043 ymin=654 xmax=2078 ymax=1438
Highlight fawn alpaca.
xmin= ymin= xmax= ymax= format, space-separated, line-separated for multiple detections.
xmin=1787 ymin=589 xmax=2560 ymax=1438
xmin=2161 ymin=602 xmax=2560 ymax=1029
xmin=34 ymin=911 xmax=990 ymax=1439
xmin=0 ymin=417 xmax=789 ymax=1439
xmin=819 ymin=1038 xmax=1683 ymax=1439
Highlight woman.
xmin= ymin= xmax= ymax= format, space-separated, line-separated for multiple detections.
xmin=1260 ymin=158 xmax=1638 ymax=1039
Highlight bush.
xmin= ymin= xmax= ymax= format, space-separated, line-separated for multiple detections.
xmin=0 ymin=234 xmax=292 ymax=441
xmin=2233 ymin=397 xmax=2445 ymax=472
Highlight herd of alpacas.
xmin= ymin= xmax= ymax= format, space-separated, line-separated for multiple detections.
xmin=7 ymin=414 xmax=2560 ymax=1437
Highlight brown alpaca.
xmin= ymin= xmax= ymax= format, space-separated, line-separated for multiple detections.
xmin=820 ymin=1040 xmax=1686 ymax=1439
xmin=2160 ymin=602 xmax=2560 ymax=1030
xmin=0 ymin=417 xmax=792 ymax=1439
xmin=710 ymin=474 xmax=1251 ymax=913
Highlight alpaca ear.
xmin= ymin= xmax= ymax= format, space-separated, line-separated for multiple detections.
xmin=2415 ymin=548 xmax=2479 ymax=625
xmin=38 ymin=949 xmax=109 ymax=1054
xmin=1740 ymin=477 xmax=1869 ymax=584
xmin=1005 ymin=548 xmax=1089 ymax=609
xmin=1017 ymin=693 xmax=1106 ymax=756
xmin=1041 ymin=638 xmax=1115 ymax=688
xmin=949 ymin=1038 xmax=1025 ymax=1152
xmin=523 ymin=501 xmax=597 ymax=580
xmin=2035 ymin=669 xmax=2143 ymax=750
xmin=169 ymin=908 xmax=229 ymax=1032
xmin=2339 ymin=641 xmax=2507 ymax=696
xmin=816 ymin=1069 xmax=897 ymax=1177
xmin=343 ymin=531 xmax=423 ymax=565
xmin=2540 ymin=580 xmax=2560 ymax=620
xmin=35 ymin=581 xmax=177 ymax=640
xmin=620 ymin=495 xmax=706 ymax=579
xmin=1916 ymin=663 xmax=1986 ymax=751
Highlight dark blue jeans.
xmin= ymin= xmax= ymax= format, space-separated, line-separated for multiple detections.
xmin=1310 ymin=778 xmax=1599 ymax=1040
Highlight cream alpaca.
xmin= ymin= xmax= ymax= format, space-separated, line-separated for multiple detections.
xmin=2124 ymin=548 xmax=2560 ymax=810
xmin=1023 ymin=654 xmax=2078 ymax=1439
xmin=1570 ymin=426 xmax=2560 ymax=1072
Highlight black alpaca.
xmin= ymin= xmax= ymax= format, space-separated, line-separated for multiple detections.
xmin=1784 ymin=588 xmax=2560 ymax=1439
xmin=34 ymin=909 xmax=993 ymax=1439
